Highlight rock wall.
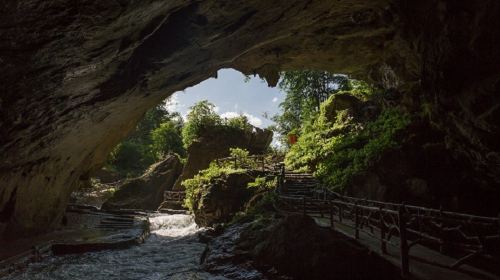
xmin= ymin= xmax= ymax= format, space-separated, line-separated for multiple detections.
xmin=0 ymin=0 xmax=499 ymax=237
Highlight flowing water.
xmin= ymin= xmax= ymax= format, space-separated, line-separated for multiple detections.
xmin=7 ymin=214 xmax=228 ymax=280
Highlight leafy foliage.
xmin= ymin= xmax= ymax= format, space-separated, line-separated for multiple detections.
xmin=106 ymin=101 xmax=185 ymax=177
xmin=247 ymin=176 xmax=277 ymax=191
xmin=182 ymin=162 xmax=245 ymax=211
xmin=285 ymin=93 xmax=410 ymax=190
xmin=181 ymin=100 xmax=254 ymax=149
xmin=151 ymin=120 xmax=185 ymax=158
xmin=182 ymin=100 xmax=222 ymax=148
xmin=272 ymin=71 xmax=373 ymax=147
xmin=107 ymin=141 xmax=154 ymax=177
xmin=272 ymin=71 xmax=349 ymax=143
xmin=182 ymin=148 xmax=277 ymax=211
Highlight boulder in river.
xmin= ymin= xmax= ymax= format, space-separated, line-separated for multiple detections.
xmin=101 ymin=154 xmax=182 ymax=210
xmin=191 ymin=171 xmax=262 ymax=226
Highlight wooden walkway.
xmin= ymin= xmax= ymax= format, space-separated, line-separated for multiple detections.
xmin=277 ymin=170 xmax=500 ymax=280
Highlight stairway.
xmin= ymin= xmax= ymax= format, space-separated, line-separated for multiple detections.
xmin=280 ymin=172 xmax=318 ymax=198
xmin=95 ymin=215 xmax=136 ymax=230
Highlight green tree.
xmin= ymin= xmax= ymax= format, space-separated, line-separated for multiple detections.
xmin=107 ymin=99 xmax=185 ymax=177
xmin=182 ymin=100 xmax=222 ymax=148
xmin=225 ymin=115 xmax=252 ymax=132
xmin=107 ymin=141 xmax=154 ymax=176
xmin=128 ymin=102 xmax=170 ymax=145
xmin=272 ymin=71 xmax=351 ymax=145
xmin=151 ymin=120 xmax=185 ymax=158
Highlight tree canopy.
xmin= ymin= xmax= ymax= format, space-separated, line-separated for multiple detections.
xmin=272 ymin=71 xmax=351 ymax=146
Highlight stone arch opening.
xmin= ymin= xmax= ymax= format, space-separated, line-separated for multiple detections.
xmin=1 ymin=0 xmax=499 ymax=238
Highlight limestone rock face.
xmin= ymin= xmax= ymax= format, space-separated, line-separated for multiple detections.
xmin=192 ymin=171 xmax=257 ymax=227
xmin=101 ymin=155 xmax=182 ymax=211
xmin=173 ymin=127 xmax=272 ymax=190
xmin=0 ymin=0 xmax=499 ymax=237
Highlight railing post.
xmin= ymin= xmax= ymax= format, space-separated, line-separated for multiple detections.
xmin=339 ymin=203 xmax=343 ymax=223
xmin=32 ymin=246 xmax=41 ymax=262
xmin=439 ymin=205 xmax=446 ymax=254
xmin=497 ymin=213 xmax=500 ymax=235
xmin=330 ymin=202 xmax=335 ymax=230
xmin=319 ymin=202 xmax=324 ymax=218
xmin=303 ymin=196 xmax=307 ymax=216
xmin=379 ymin=206 xmax=387 ymax=254
xmin=280 ymin=164 xmax=285 ymax=193
xmin=355 ymin=202 xmax=360 ymax=239
xmin=398 ymin=204 xmax=410 ymax=277
xmin=233 ymin=157 xmax=237 ymax=169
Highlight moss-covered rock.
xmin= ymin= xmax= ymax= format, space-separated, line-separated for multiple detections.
xmin=173 ymin=126 xmax=272 ymax=190
xmin=189 ymin=170 xmax=264 ymax=226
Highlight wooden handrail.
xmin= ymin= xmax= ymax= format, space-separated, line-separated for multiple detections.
xmin=163 ymin=191 xmax=186 ymax=202
xmin=276 ymin=170 xmax=500 ymax=277
xmin=215 ymin=154 xmax=282 ymax=172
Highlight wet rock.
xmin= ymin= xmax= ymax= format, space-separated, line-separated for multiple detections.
xmin=204 ymin=214 xmax=401 ymax=280
xmin=203 ymin=222 xmax=271 ymax=280
xmin=101 ymin=155 xmax=182 ymax=211
xmin=157 ymin=200 xmax=185 ymax=211
xmin=241 ymin=214 xmax=399 ymax=279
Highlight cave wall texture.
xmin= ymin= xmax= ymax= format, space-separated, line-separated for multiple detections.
xmin=0 ymin=0 xmax=499 ymax=238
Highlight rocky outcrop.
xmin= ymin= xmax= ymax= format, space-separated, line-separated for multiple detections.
xmin=101 ymin=155 xmax=182 ymax=211
xmin=204 ymin=214 xmax=401 ymax=280
xmin=173 ymin=127 xmax=272 ymax=190
xmin=0 ymin=1 xmax=499 ymax=237
xmin=191 ymin=171 xmax=259 ymax=226
xmin=348 ymin=121 xmax=499 ymax=215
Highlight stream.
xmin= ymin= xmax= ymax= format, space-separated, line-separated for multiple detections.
xmin=6 ymin=214 xmax=228 ymax=280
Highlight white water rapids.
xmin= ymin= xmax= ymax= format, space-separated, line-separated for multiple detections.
xmin=6 ymin=214 xmax=228 ymax=280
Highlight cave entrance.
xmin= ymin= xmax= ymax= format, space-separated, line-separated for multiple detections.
xmin=71 ymin=68 xmax=285 ymax=207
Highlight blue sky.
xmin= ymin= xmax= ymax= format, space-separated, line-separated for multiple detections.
xmin=166 ymin=68 xmax=284 ymax=129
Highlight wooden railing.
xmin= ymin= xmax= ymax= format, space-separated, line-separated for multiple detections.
xmin=163 ymin=190 xmax=186 ymax=202
xmin=215 ymin=154 xmax=282 ymax=172
xmin=278 ymin=186 xmax=500 ymax=277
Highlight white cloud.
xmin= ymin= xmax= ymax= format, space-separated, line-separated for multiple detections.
xmin=220 ymin=111 xmax=239 ymax=119
xmin=245 ymin=113 xmax=263 ymax=127
xmin=220 ymin=111 xmax=263 ymax=127
xmin=214 ymin=106 xmax=220 ymax=113
xmin=164 ymin=94 xmax=179 ymax=112
xmin=272 ymin=97 xmax=278 ymax=103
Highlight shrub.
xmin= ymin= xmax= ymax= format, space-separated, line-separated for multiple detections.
xmin=182 ymin=162 xmax=244 ymax=211
xmin=182 ymin=100 xmax=222 ymax=148
xmin=107 ymin=141 xmax=155 ymax=177
xmin=150 ymin=121 xmax=185 ymax=158
xmin=285 ymin=93 xmax=410 ymax=191
xmin=247 ymin=176 xmax=277 ymax=191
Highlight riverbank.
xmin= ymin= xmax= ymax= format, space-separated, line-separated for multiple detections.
xmin=3 ymin=214 xmax=226 ymax=280
xmin=0 ymin=205 xmax=149 ymax=277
